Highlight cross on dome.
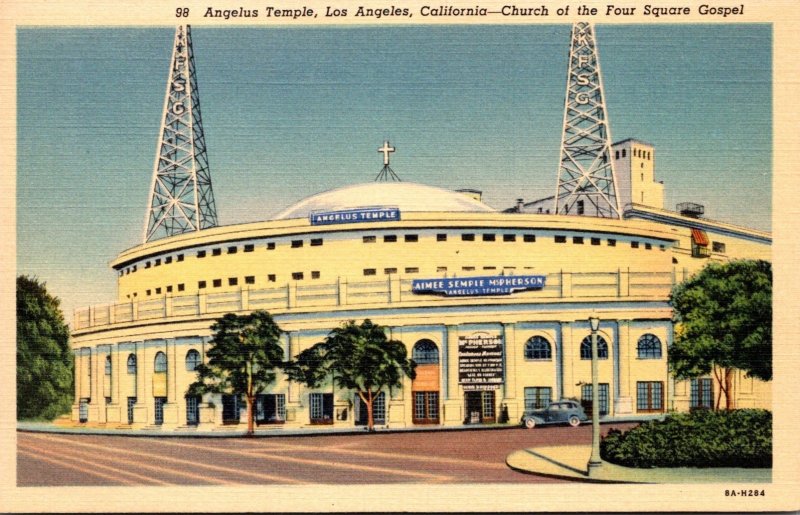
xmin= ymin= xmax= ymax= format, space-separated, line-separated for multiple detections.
xmin=378 ymin=141 xmax=395 ymax=166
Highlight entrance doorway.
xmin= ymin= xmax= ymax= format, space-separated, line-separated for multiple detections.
xmin=154 ymin=397 xmax=167 ymax=425
xmin=464 ymin=390 xmax=495 ymax=424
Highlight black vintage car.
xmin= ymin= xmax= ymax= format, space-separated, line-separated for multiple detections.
xmin=520 ymin=400 xmax=589 ymax=429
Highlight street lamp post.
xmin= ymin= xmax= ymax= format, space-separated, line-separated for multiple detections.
xmin=588 ymin=316 xmax=603 ymax=476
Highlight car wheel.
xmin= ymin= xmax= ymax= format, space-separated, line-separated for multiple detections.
xmin=524 ymin=418 xmax=536 ymax=429
xmin=568 ymin=415 xmax=580 ymax=427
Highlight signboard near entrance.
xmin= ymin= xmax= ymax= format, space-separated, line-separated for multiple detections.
xmin=458 ymin=334 xmax=504 ymax=389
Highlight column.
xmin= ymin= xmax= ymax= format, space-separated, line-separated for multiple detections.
xmin=502 ymin=323 xmax=520 ymax=421
xmin=560 ymin=322 xmax=574 ymax=399
xmin=134 ymin=342 xmax=148 ymax=425
xmin=615 ymin=320 xmax=633 ymax=414
xmin=89 ymin=348 xmax=101 ymax=422
xmin=164 ymin=338 xmax=179 ymax=425
xmin=443 ymin=325 xmax=461 ymax=424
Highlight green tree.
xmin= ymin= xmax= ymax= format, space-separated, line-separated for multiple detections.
xmin=287 ymin=319 xmax=415 ymax=431
xmin=17 ymin=275 xmax=73 ymax=420
xmin=187 ymin=310 xmax=287 ymax=435
xmin=669 ymin=259 xmax=771 ymax=410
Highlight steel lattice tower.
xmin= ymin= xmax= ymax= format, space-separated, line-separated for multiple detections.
xmin=554 ymin=22 xmax=621 ymax=219
xmin=143 ymin=25 xmax=218 ymax=243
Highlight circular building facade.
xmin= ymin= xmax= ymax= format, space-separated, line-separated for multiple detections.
xmin=69 ymin=182 xmax=741 ymax=430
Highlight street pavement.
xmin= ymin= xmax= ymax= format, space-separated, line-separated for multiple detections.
xmin=16 ymin=424 xmax=635 ymax=486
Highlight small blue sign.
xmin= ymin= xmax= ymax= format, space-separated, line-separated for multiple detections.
xmin=309 ymin=207 xmax=401 ymax=226
xmin=412 ymin=275 xmax=547 ymax=297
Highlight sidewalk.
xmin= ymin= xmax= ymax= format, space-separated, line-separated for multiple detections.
xmin=506 ymin=445 xmax=772 ymax=483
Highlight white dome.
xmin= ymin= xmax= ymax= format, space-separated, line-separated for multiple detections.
xmin=274 ymin=182 xmax=495 ymax=220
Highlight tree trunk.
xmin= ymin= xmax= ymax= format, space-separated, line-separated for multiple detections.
xmin=245 ymin=394 xmax=255 ymax=436
xmin=724 ymin=368 xmax=734 ymax=410
xmin=366 ymin=390 xmax=374 ymax=432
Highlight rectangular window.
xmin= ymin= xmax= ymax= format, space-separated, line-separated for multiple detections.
xmin=482 ymin=234 xmax=495 ymax=242
xmin=712 ymin=241 xmax=726 ymax=253
xmin=690 ymin=378 xmax=714 ymax=409
xmin=227 ymin=246 xmax=237 ymax=254
xmin=311 ymin=271 xmax=320 ymax=279
xmin=481 ymin=391 xmax=495 ymax=420
xmin=267 ymin=242 xmax=276 ymax=250
xmin=245 ymin=276 xmax=255 ymax=285
xmin=607 ymin=239 xmax=616 ymax=247
xmin=212 ymin=248 xmax=222 ymax=256
xmin=154 ymin=397 xmax=167 ymax=425
xmin=177 ymin=254 xmax=184 ymax=262
xmin=178 ymin=283 xmax=185 ymax=292
xmin=405 ymin=267 xmax=419 ymax=274
xmin=483 ymin=266 xmax=496 ymax=271
xmin=363 ymin=235 xmax=376 ymax=243
xmin=310 ymin=238 xmax=323 ymax=246
xmin=462 ymin=266 xmax=475 ymax=272
xmin=132 ymin=265 xmax=137 ymax=272
xmin=581 ymin=383 xmax=610 ymax=417
xmin=363 ymin=269 xmax=376 ymax=276
xmin=243 ymin=244 xmax=254 ymax=252
xmin=355 ymin=392 xmax=386 ymax=426
xmin=256 ymin=393 xmax=286 ymax=423
xmin=523 ymin=234 xmax=536 ymax=243
xmin=291 ymin=240 xmax=303 ymax=248
xmin=524 ymin=387 xmax=552 ymax=410
xmin=615 ymin=150 xmax=620 ymax=159
xmin=503 ymin=234 xmax=516 ymax=242
xmin=461 ymin=233 xmax=475 ymax=241
xmin=437 ymin=266 xmax=447 ymax=273
xmin=631 ymin=241 xmax=640 ymax=249
xmin=591 ymin=237 xmax=601 ymax=246
xmin=198 ymin=281 xmax=206 ymax=289
xmin=228 ymin=277 xmax=238 ymax=286
xmin=267 ymin=274 xmax=276 ymax=282
xmin=222 ymin=395 xmax=240 ymax=424
xmin=166 ymin=285 xmax=173 ymax=293
xmin=384 ymin=268 xmax=397 ymax=275
xmin=436 ymin=234 xmax=447 ymax=242
xmin=145 ymin=261 xmax=151 ymax=269
xmin=291 ymin=272 xmax=304 ymax=280
xmin=637 ymin=381 xmax=664 ymax=412
xmin=155 ymin=287 xmax=161 ymax=294
xmin=165 ymin=256 xmax=173 ymax=264
xmin=405 ymin=234 xmax=418 ymax=242
xmin=573 ymin=236 xmax=584 ymax=244
xmin=146 ymin=289 xmax=151 ymax=296
xmin=384 ymin=235 xmax=397 ymax=243
xmin=622 ymin=149 xmax=626 ymax=158
xmin=309 ymin=393 xmax=334 ymax=424
xmin=555 ymin=235 xmax=567 ymax=243
xmin=645 ymin=243 xmax=652 ymax=250
xmin=213 ymin=279 xmax=222 ymax=288
xmin=577 ymin=200 xmax=585 ymax=215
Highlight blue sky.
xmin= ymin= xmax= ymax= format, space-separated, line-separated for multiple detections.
xmin=17 ymin=24 xmax=772 ymax=318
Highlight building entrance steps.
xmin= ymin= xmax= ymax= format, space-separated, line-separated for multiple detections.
xmin=506 ymin=445 xmax=772 ymax=483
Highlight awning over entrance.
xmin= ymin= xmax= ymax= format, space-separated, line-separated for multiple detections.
xmin=691 ymin=228 xmax=709 ymax=246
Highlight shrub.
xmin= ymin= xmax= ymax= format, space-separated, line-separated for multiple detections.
xmin=600 ymin=409 xmax=771 ymax=468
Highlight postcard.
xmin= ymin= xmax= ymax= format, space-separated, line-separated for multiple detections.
xmin=2 ymin=0 xmax=798 ymax=512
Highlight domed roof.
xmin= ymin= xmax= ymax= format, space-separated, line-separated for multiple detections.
xmin=273 ymin=182 xmax=495 ymax=220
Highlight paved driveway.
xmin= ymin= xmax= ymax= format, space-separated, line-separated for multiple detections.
xmin=17 ymin=424 xmax=634 ymax=486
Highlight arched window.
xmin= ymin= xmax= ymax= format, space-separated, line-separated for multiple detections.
xmin=185 ymin=349 xmax=201 ymax=371
xmin=127 ymin=354 xmax=137 ymax=374
xmin=154 ymin=351 xmax=167 ymax=373
xmin=637 ymin=334 xmax=662 ymax=359
xmin=524 ymin=336 xmax=552 ymax=360
xmin=580 ymin=335 xmax=609 ymax=360
xmin=104 ymin=355 xmax=112 ymax=376
xmin=412 ymin=339 xmax=439 ymax=364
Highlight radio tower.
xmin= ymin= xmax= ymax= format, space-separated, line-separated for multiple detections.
xmin=143 ymin=25 xmax=218 ymax=243
xmin=554 ymin=22 xmax=621 ymax=218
